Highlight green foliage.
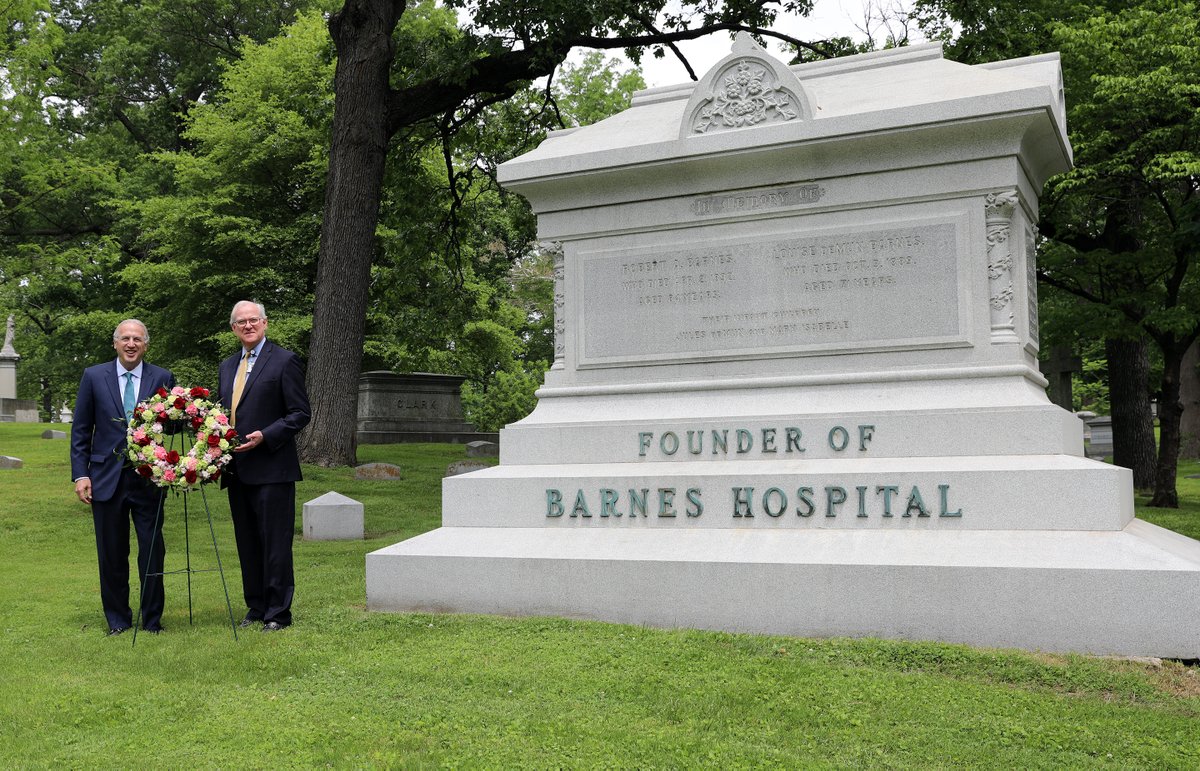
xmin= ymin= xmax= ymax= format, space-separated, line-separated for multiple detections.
xmin=1 ymin=423 xmax=1199 ymax=766
xmin=461 ymin=365 xmax=545 ymax=431
xmin=553 ymin=51 xmax=646 ymax=127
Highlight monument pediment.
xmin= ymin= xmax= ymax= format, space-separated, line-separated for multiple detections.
xmin=679 ymin=32 xmax=813 ymax=137
xmin=499 ymin=42 xmax=1070 ymax=203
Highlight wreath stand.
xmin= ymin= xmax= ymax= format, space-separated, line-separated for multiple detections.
xmin=132 ymin=484 xmax=240 ymax=646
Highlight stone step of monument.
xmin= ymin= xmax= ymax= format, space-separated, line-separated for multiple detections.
xmin=366 ymin=519 xmax=1200 ymax=658
xmin=442 ymin=455 xmax=1131 ymax=531
xmin=500 ymin=405 xmax=1083 ymax=464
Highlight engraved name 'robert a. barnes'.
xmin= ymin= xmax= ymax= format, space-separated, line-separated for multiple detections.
xmin=691 ymin=184 xmax=824 ymax=216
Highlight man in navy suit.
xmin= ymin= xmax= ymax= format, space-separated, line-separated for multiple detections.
xmin=219 ymin=301 xmax=310 ymax=632
xmin=71 ymin=319 xmax=176 ymax=635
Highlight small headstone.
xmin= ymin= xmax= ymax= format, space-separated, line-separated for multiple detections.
xmin=446 ymin=460 xmax=489 ymax=477
xmin=465 ymin=440 xmax=499 ymax=457
xmin=0 ymin=456 xmax=22 ymax=469
xmin=41 ymin=429 xmax=66 ymax=439
xmin=354 ymin=462 xmax=403 ymax=481
xmin=1086 ymin=415 xmax=1113 ymax=459
xmin=58 ymin=402 xmax=73 ymax=423
xmin=302 ymin=491 xmax=364 ymax=541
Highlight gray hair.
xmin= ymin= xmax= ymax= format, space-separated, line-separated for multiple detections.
xmin=113 ymin=319 xmax=149 ymax=343
xmin=229 ymin=300 xmax=267 ymax=325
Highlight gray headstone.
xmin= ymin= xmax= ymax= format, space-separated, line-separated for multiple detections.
xmin=1085 ymin=416 xmax=1113 ymax=459
xmin=356 ymin=371 xmax=499 ymax=445
xmin=465 ymin=440 xmax=498 ymax=457
xmin=354 ymin=462 xmax=403 ymax=481
xmin=0 ymin=455 xmax=22 ymax=469
xmin=445 ymin=460 xmax=489 ymax=477
xmin=41 ymin=429 xmax=66 ymax=439
xmin=302 ymin=491 xmax=364 ymax=541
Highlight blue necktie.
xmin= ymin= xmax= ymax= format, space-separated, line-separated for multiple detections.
xmin=122 ymin=372 xmax=137 ymax=420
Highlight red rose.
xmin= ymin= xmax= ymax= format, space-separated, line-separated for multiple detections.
xmin=156 ymin=412 xmax=168 ymax=423
xmin=173 ymin=397 xmax=186 ymax=409
xmin=210 ymin=469 xmax=221 ymax=481
xmin=166 ymin=450 xmax=180 ymax=464
xmin=190 ymin=386 xmax=208 ymax=398
xmin=184 ymin=469 xmax=198 ymax=484
xmin=137 ymin=465 xmax=152 ymax=478
xmin=192 ymin=417 xmax=203 ymax=429
xmin=224 ymin=429 xmax=237 ymax=441
xmin=137 ymin=434 xmax=153 ymax=446
xmin=207 ymin=434 xmax=220 ymax=447
xmin=157 ymin=387 xmax=168 ymax=397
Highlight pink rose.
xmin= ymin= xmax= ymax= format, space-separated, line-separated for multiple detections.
xmin=185 ymin=403 xmax=199 ymax=416
xmin=152 ymin=402 xmax=167 ymax=413
xmin=132 ymin=428 xmax=146 ymax=443
xmin=171 ymin=386 xmax=187 ymax=397
xmin=215 ymin=413 xmax=228 ymax=426
xmin=208 ymin=447 xmax=222 ymax=459
xmin=163 ymin=468 xmax=176 ymax=482
xmin=153 ymin=445 xmax=168 ymax=461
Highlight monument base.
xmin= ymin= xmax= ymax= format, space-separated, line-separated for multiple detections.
xmin=367 ymin=519 xmax=1200 ymax=658
xmin=357 ymin=429 xmax=498 ymax=445
xmin=0 ymin=397 xmax=38 ymax=423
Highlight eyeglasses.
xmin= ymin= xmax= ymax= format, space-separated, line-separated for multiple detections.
xmin=232 ymin=317 xmax=264 ymax=329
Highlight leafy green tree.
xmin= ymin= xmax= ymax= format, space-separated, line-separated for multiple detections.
xmin=916 ymin=0 xmax=1199 ymax=505
xmin=302 ymin=0 xmax=835 ymax=466
xmin=1 ymin=0 xmax=318 ymax=408
xmin=1036 ymin=2 xmax=1200 ymax=505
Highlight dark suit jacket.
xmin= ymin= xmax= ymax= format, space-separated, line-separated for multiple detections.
xmin=217 ymin=340 xmax=310 ymax=485
xmin=70 ymin=360 xmax=176 ymax=502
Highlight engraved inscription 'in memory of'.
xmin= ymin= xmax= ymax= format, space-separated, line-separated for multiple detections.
xmin=581 ymin=223 xmax=960 ymax=363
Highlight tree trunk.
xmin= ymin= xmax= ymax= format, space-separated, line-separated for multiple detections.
xmin=1178 ymin=340 xmax=1200 ymax=459
xmin=1105 ymin=336 xmax=1156 ymax=489
xmin=299 ymin=0 xmax=402 ymax=467
xmin=1149 ymin=339 xmax=1187 ymax=507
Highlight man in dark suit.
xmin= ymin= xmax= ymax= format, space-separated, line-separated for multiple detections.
xmin=218 ymin=300 xmax=310 ymax=632
xmin=71 ymin=319 xmax=176 ymax=635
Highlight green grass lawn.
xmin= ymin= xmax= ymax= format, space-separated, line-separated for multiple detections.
xmin=1 ymin=423 xmax=1197 ymax=767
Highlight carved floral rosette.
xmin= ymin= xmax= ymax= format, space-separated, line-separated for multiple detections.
xmin=680 ymin=32 xmax=813 ymax=139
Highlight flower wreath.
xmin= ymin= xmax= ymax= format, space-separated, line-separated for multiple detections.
xmin=125 ymin=386 xmax=238 ymax=490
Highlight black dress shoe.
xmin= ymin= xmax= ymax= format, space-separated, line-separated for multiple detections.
xmin=238 ymin=617 xmax=260 ymax=629
xmin=106 ymin=627 xmax=130 ymax=637
xmin=261 ymin=621 xmax=287 ymax=633
xmin=143 ymin=627 xmax=164 ymax=634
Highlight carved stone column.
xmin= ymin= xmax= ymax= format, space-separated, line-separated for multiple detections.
xmin=985 ymin=191 xmax=1020 ymax=342
xmin=1026 ymin=224 xmax=1040 ymax=346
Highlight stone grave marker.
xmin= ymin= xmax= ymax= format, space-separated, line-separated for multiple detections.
xmin=41 ymin=429 xmax=66 ymax=440
xmin=354 ymin=462 xmax=403 ymax=481
xmin=446 ymin=460 xmax=489 ymax=477
xmin=356 ymin=372 xmax=497 ymax=445
xmin=0 ymin=456 xmax=22 ymax=469
xmin=302 ymin=491 xmax=364 ymax=540
xmin=1086 ymin=416 xmax=1114 ymax=459
xmin=0 ymin=315 xmax=38 ymax=423
xmin=366 ymin=38 xmax=1199 ymax=657
xmin=465 ymin=440 xmax=498 ymax=457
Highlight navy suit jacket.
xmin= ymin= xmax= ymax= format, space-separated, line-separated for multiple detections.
xmin=217 ymin=340 xmax=310 ymax=485
xmin=70 ymin=360 xmax=176 ymax=502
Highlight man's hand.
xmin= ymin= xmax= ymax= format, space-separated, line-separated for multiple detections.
xmin=75 ymin=477 xmax=92 ymax=504
xmin=233 ymin=430 xmax=264 ymax=453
